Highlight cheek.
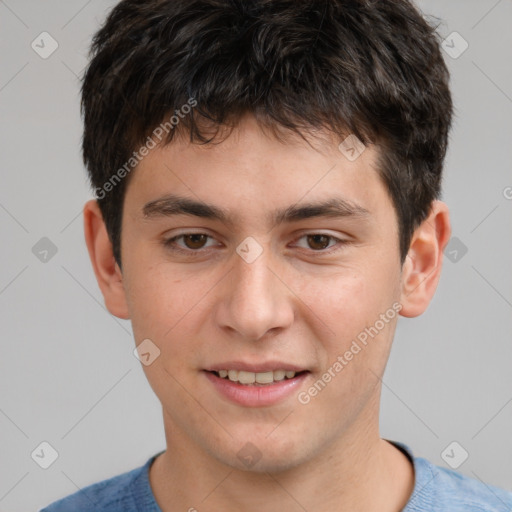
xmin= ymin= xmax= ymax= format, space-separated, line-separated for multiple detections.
xmin=298 ymin=266 xmax=398 ymax=379
xmin=296 ymin=268 xmax=377 ymax=337
xmin=123 ymin=262 xmax=198 ymax=343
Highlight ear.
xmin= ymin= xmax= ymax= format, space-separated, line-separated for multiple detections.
xmin=83 ymin=199 xmax=130 ymax=319
xmin=399 ymin=200 xmax=451 ymax=318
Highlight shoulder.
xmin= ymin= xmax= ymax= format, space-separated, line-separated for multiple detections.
xmin=39 ymin=455 xmax=160 ymax=512
xmin=403 ymin=449 xmax=512 ymax=511
xmin=425 ymin=458 xmax=512 ymax=511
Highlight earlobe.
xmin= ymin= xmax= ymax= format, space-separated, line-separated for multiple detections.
xmin=83 ymin=199 xmax=130 ymax=319
xmin=399 ymin=200 xmax=451 ymax=318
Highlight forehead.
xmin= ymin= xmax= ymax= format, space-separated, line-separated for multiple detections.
xmin=124 ymin=116 xmax=392 ymax=229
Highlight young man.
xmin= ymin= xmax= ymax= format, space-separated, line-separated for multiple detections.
xmin=41 ymin=0 xmax=512 ymax=510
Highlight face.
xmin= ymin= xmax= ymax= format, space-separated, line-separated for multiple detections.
xmin=119 ymin=115 xmax=404 ymax=472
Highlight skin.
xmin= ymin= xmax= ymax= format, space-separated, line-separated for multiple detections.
xmin=84 ymin=114 xmax=451 ymax=511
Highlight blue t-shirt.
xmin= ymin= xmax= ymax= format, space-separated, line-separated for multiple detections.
xmin=40 ymin=440 xmax=512 ymax=511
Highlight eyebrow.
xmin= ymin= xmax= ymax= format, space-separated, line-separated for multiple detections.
xmin=142 ymin=193 xmax=370 ymax=226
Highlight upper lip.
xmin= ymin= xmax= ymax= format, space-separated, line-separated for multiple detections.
xmin=205 ymin=361 xmax=308 ymax=373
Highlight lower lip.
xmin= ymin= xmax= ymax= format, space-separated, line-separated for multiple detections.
xmin=204 ymin=371 xmax=309 ymax=407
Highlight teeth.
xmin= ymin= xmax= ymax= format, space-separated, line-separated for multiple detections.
xmin=238 ymin=371 xmax=256 ymax=384
xmin=255 ymin=371 xmax=274 ymax=384
xmin=214 ymin=369 xmax=298 ymax=384
xmin=273 ymin=370 xmax=286 ymax=381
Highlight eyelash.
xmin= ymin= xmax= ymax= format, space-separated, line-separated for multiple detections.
xmin=163 ymin=232 xmax=351 ymax=257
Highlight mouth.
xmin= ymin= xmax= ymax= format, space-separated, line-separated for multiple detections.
xmin=203 ymin=367 xmax=310 ymax=407
xmin=207 ymin=369 xmax=309 ymax=386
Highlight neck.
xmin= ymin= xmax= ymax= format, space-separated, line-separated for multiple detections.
xmin=149 ymin=407 xmax=414 ymax=511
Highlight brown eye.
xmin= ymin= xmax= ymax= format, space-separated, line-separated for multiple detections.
xmin=163 ymin=233 xmax=216 ymax=254
xmin=292 ymin=233 xmax=350 ymax=255
xmin=182 ymin=234 xmax=208 ymax=249
xmin=306 ymin=234 xmax=332 ymax=250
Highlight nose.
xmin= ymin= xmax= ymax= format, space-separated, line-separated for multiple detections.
xmin=214 ymin=244 xmax=295 ymax=341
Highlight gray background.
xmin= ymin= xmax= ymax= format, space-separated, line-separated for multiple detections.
xmin=0 ymin=1 xmax=511 ymax=511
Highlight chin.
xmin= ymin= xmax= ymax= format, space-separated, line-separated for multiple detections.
xmin=229 ymin=452 xmax=306 ymax=474
xmin=213 ymin=434 xmax=312 ymax=474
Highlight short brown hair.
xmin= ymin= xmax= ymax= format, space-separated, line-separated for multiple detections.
xmin=81 ymin=0 xmax=453 ymax=267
